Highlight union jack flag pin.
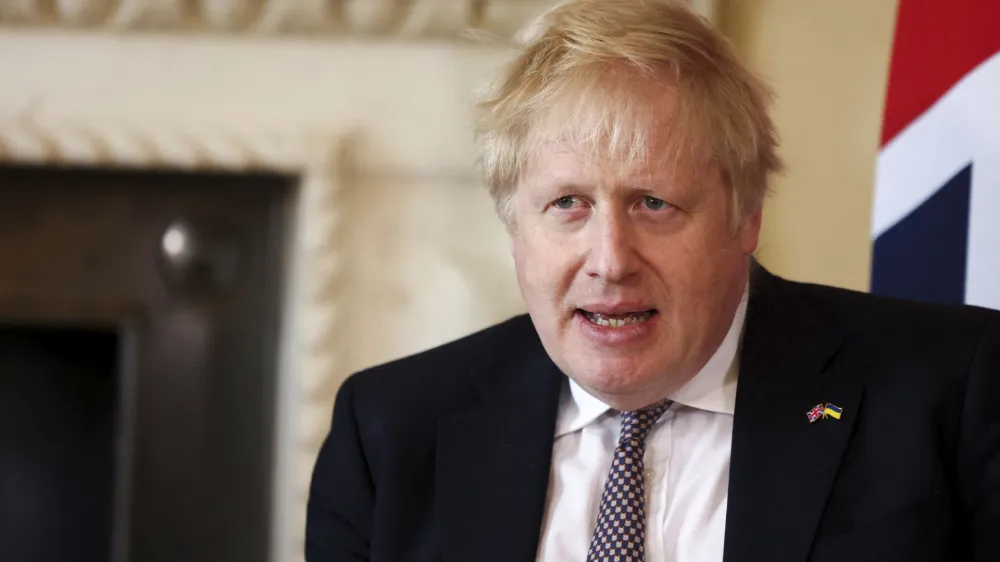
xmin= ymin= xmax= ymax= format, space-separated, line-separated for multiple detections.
xmin=807 ymin=403 xmax=826 ymax=423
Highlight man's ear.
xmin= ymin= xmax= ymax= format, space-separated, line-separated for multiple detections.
xmin=739 ymin=207 xmax=763 ymax=255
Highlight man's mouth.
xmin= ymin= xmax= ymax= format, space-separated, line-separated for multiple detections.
xmin=578 ymin=309 xmax=657 ymax=328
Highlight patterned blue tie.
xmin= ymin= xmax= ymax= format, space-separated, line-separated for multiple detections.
xmin=586 ymin=400 xmax=672 ymax=562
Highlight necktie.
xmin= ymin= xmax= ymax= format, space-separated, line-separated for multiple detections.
xmin=586 ymin=400 xmax=672 ymax=562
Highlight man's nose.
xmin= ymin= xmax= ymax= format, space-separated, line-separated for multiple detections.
xmin=584 ymin=209 xmax=639 ymax=283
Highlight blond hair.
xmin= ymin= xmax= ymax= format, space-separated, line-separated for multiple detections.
xmin=475 ymin=0 xmax=783 ymax=230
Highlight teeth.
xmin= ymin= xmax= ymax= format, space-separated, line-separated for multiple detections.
xmin=585 ymin=311 xmax=653 ymax=328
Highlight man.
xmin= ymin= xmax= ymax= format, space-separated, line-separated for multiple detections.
xmin=306 ymin=1 xmax=1000 ymax=560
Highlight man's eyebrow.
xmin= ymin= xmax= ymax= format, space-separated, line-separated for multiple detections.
xmin=532 ymin=180 xmax=593 ymax=194
xmin=614 ymin=177 xmax=675 ymax=194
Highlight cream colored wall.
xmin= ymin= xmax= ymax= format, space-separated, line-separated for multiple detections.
xmin=719 ymin=0 xmax=899 ymax=291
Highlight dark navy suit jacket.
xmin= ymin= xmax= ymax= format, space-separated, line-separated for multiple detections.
xmin=306 ymin=266 xmax=1000 ymax=561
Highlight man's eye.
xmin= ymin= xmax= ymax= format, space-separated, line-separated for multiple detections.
xmin=553 ymin=195 xmax=578 ymax=209
xmin=643 ymin=196 xmax=670 ymax=211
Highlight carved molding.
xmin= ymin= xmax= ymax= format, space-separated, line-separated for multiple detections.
xmin=0 ymin=113 xmax=309 ymax=170
xmin=291 ymin=136 xmax=354 ymax=558
xmin=0 ymin=0 xmax=717 ymax=38
xmin=0 ymin=0 xmax=557 ymax=39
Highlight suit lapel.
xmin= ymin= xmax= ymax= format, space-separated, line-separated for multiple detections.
xmin=724 ymin=266 xmax=863 ymax=562
xmin=437 ymin=319 xmax=562 ymax=562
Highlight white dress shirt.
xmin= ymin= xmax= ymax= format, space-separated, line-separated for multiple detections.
xmin=536 ymin=292 xmax=747 ymax=562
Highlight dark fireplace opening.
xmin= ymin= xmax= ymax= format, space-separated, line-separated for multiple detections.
xmin=0 ymin=163 xmax=291 ymax=562
xmin=0 ymin=325 xmax=120 ymax=562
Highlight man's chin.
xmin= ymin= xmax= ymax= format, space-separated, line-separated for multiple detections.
xmin=571 ymin=364 xmax=663 ymax=398
xmin=576 ymin=377 xmax=672 ymax=411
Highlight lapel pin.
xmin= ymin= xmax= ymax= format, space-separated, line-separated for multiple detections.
xmin=807 ymin=402 xmax=843 ymax=423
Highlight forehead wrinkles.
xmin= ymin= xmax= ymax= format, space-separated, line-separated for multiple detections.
xmin=519 ymin=64 xmax=711 ymax=180
xmin=521 ymin=139 xmax=696 ymax=195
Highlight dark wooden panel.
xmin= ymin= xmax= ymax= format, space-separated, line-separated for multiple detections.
xmin=0 ymin=164 xmax=292 ymax=562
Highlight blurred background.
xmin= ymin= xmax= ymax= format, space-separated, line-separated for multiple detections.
xmin=0 ymin=0 xmax=922 ymax=561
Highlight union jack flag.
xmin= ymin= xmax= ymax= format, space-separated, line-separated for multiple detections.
xmin=871 ymin=0 xmax=1000 ymax=308
xmin=807 ymin=404 xmax=826 ymax=424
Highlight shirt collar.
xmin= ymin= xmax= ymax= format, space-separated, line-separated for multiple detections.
xmin=554 ymin=285 xmax=748 ymax=437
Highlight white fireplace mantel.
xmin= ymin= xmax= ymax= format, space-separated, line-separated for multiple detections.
xmin=0 ymin=18 xmax=533 ymax=562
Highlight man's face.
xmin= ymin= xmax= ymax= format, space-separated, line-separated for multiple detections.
xmin=510 ymin=138 xmax=760 ymax=411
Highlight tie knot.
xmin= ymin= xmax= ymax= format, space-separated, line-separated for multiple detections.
xmin=618 ymin=400 xmax=672 ymax=449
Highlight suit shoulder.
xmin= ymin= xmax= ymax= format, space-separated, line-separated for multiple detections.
xmin=339 ymin=314 xmax=536 ymax=421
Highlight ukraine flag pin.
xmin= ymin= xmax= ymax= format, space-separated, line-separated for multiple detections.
xmin=823 ymin=403 xmax=843 ymax=420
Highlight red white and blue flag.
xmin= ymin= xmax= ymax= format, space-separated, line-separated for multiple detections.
xmin=870 ymin=0 xmax=1000 ymax=309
